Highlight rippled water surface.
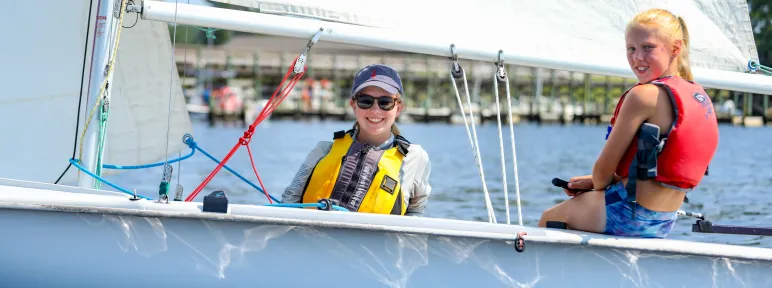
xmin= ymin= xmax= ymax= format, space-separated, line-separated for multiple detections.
xmin=106 ymin=118 xmax=772 ymax=247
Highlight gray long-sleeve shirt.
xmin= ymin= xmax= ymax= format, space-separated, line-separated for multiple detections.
xmin=281 ymin=132 xmax=432 ymax=216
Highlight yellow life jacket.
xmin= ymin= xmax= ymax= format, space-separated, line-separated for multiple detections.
xmin=301 ymin=130 xmax=409 ymax=215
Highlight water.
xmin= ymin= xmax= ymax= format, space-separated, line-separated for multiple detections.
xmin=106 ymin=118 xmax=772 ymax=247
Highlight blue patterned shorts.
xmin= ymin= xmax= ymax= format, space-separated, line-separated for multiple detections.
xmin=603 ymin=181 xmax=678 ymax=238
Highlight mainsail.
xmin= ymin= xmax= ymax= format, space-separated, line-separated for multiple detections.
xmin=211 ymin=0 xmax=759 ymax=74
xmin=0 ymin=0 xmax=192 ymax=184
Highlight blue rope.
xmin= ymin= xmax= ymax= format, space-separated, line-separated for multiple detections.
xmin=68 ymin=158 xmax=345 ymax=210
xmin=185 ymin=137 xmax=282 ymax=204
xmin=70 ymin=134 xmax=281 ymax=204
xmin=71 ymin=158 xmax=347 ymax=211
xmin=264 ymin=203 xmax=349 ymax=212
xmin=102 ymin=147 xmax=195 ymax=170
xmin=69 ymin=159 xmax=152 ymax=200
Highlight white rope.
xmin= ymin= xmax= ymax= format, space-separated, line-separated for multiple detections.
xmin=176 ymin=0 xmax=191 ymax=193
xmin=449 ymin=62 xmax=497 ymax=223
xmin=502 ymin=66 xmax=523 ymax=226
xmin=492 ymin=66 xmax=510 ymax=225
xmin=163 ymin=0 xmax=180 ymax=166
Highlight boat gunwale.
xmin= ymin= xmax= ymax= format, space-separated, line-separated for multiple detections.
xmin=1 ymin=177 xmax=771 ymax=264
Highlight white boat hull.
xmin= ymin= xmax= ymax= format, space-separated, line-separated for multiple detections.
xmin=1 ymin=178 xmax=771 ymax=287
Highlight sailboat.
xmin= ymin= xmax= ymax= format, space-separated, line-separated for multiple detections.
xmin=2 ymin=0 xmax=771 ymax=287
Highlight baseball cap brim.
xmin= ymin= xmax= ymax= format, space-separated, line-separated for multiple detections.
xmin=351 ymin=79 xmax=400 ymax=97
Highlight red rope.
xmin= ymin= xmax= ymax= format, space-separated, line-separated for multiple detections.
xmin=245 ymin=144 xmax=270 ymax=203
xmin=185 ymin=57 xmax=306 ymax=202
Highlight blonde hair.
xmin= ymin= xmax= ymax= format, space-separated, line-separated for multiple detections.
xmin=351 ymin=93 xmax=403 ymax=136
xmin=626 ymin=9 xmax=693 ymax=81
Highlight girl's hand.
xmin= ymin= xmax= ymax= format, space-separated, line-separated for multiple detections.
xmin=564 ymin=175 xmax=593 ymax=197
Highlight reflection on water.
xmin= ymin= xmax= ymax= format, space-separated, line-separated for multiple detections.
xmin=105 ymin=118 xmax=772 ymax=247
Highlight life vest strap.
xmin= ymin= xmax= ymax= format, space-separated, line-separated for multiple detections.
xmin=328 ymin=142 xmax=366 ymax=207
xmin=344 ymin=147 xmax=385 ymax=211
xmin=327 ymin=140 xmax=387 ymax=212
xmin=394 ymin=135 xmax=411 ymax=156
xmin=333 ymin=130 xmax=346 ymax=139
xmin=333 ymin=129 xmax=355 ymax=139
xmin=625 ymin=123 xmax=665 ymax=219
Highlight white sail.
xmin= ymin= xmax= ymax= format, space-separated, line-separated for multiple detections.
xmin=212 ymin=0 xmax=759 ymax=72
xmin=0 ymin=0 xmax=192 ymax=184
xmin=167 ymin=0 xmax=769 ymax=95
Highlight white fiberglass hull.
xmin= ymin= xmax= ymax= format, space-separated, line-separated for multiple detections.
xmin=0 ymin=178 xmax=770 ymax=288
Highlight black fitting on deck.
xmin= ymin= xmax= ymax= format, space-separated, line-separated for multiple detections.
xmin=514 ymin=233 xmax=526 ymax=253
xmin=318 ymin=198 xmax=335 ymax=211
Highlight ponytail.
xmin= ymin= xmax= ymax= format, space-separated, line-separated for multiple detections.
xmin=676 ymin=16 xmax=693 ymax=81
xmin=391 ymin=123 xmax=401 ymax=136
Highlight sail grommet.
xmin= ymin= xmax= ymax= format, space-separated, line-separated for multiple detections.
xmin=514 ymin=232 xmax=526 ymax=253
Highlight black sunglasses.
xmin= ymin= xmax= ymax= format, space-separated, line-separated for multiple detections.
xmin=355 ymin=94 xmax=400 ymax=111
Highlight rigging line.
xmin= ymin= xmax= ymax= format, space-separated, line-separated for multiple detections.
xmin=77 ymin=0 xmax=129 ymax=177
xmin=492 ymin=60 xmax=510 ymax=225
xmin=448 ymin=58 xmax=496 ymax=224
xmin=460 ymin=68 xmax=496 ymax=224
xmin=501 ymin=63 xmax=523 ymax=226
xmin=56 ymin=0 xmax=95 ymax=184
xmin=163 ymin=0 xmax=180 ymax=168
xmin=176 ymin=0 xmax=191 ymax=191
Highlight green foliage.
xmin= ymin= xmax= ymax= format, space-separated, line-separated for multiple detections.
xmin=749 ymin=0 xmax=772 ymax=64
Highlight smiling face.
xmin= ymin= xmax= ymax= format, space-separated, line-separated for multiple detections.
xmin=350 ymin=86 xmax=402 ymax=144
xmin=625 ymin=24 xmax=680 ymax=83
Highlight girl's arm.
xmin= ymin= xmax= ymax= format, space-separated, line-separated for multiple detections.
xmin=592 ymin=84 xmax=659 ymax=190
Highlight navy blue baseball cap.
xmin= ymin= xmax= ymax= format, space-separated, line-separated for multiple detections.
xmin=351 ymin=64 xmax=404 ymax=98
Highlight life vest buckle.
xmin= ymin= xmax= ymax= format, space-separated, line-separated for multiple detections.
xmin=627 ymin=199 xmax=637 ymax=220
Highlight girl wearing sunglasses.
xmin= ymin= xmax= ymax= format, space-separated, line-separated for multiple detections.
xmin=281 ymin=64 xmax=432 ymax=216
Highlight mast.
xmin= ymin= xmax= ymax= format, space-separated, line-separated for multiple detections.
xmin=138 ymin=0 xmax=772 ymax=95
xmin=78 ymin=0 xmax=120 ymax=189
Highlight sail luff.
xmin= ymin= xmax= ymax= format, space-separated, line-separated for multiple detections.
xmin=141 ymin=1 xmax=772 ymax=95
xmin=0 ymin=0 xmax=192 ymax=185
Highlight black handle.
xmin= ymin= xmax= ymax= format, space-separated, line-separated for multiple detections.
xmin=552 ymin=178 xmax=593 ymax=193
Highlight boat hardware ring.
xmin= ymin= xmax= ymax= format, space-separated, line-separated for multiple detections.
xmin=514 ymin=232 xmax=526 ymax=252
xmin=495 ymin=49 xmax=507 ymax=83
xmin=318 ymin=199 xmax=335 ymax=211
xmin=449 ymin=44 xmax=463 ymax=79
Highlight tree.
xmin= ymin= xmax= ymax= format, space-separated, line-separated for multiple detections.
xmin=749 ymin=0 xmax=772 ymax=65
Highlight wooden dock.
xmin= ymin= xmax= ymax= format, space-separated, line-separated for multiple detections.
xmin=178 ymin=35 xmax=772 ymax=127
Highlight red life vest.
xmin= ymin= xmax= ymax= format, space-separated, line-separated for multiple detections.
xmin=610 ymin=76 xmax=718 ymax=190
